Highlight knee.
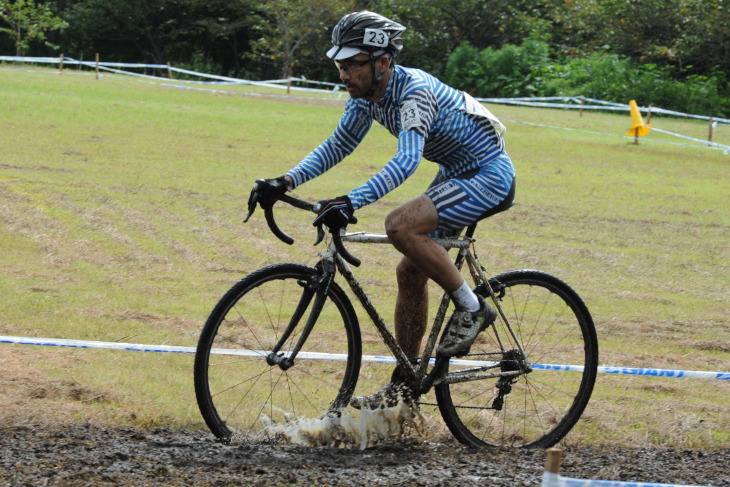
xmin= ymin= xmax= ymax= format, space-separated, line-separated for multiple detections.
xmin=385 ymin=195 xmax=438 ymax=244
xmin=384 ymin=208 xmax=403 ymax=240
xmin=385 ymin=202 xmax=422 ymax=246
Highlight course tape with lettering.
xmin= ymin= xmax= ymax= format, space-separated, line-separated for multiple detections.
xmin=542 ymin=471 xmax=710 ymax=487
xmin=1 ymin=336 xmax=728 ymax=381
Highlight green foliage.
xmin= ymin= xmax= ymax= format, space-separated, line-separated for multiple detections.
xmin=445 ymin=37 xmax=553 ymax=98
xmin=548 ymin=54 xmax=730 ymax=116
xmin=372 ymin=0 xmax=554 ymax=78
xmin=4 ymin=0 xmax=729 ymax=113
xmin=0 ymin=0 xmax=68 ymax=55
xmin=445 ymin=40 xmax=730 ymax=117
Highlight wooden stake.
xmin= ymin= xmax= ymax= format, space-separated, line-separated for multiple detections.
xmin=579 ymin=97 xmax=585 ymax=117
xmin=59 ymin=54 xmax=64 ymax=73
xmin=167 ymin=62 xmax=173 ymax=79
xmin=545 ymin=447 xmax=562 ymax=474
xmin=709 ymin=117 xmax=714 ymax=146
xmin=635 ymin=127 xmax=640 ymax=144
xmin=95 ymin=53 xmax=100 ymax=79
xmin=647 ymin=105 xmax=652 ymax=125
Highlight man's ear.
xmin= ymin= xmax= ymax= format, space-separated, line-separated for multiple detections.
xmin=377 ymin=55 xmax=391 ymax=74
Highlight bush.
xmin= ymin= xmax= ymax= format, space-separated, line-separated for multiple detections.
xmin=445 ymin=41 xmax=730 ymax=117
xmin=444 ymin=37 xmax=554 ymax=98
xmin=551 ymin=54 xmax=729 ymax=117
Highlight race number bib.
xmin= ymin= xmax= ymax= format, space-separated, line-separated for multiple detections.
xmin=401 ymin=99 xmax=421 ymax=132
xmin=364 ymin=28 xmax=389 ymax=48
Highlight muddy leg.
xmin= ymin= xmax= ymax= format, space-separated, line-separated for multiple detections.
xmin=394 ymin=257 xmax=429 ymax=359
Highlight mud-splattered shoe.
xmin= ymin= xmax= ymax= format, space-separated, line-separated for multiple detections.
xmin=436 ymin=296 xmax=497 ymax=357
xmin=349 ymin=382 xmax=415 ymax=411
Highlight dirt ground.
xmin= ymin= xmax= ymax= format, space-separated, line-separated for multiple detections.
xmin=1 ymin=345 xmax=729 ymax=487
xmin=0 ymin=424 xmax=728 ymax=486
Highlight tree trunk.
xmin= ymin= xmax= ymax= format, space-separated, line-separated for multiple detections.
xmin=16 ymin=27 xmax=22 ymax=56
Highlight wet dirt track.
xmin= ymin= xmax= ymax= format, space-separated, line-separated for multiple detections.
xmin=2 ymin=426 xmax=729 ymax=486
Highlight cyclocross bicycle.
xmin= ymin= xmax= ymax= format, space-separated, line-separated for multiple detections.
xmin=194 ymin=180 xmax=599 ymax=449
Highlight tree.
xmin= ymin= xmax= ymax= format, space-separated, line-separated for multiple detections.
xmin=549 ymin=0 xmax=730 ymax=78
xmin=60 ymin=0 xmax=260 ymax=77
xmin=248 ymin=0 xmax=351 ymax=80
xmin=369 ymin=0 xmax=554 ymax=78
xmin=671 ymin=0 xmax=730 ymax=76
xmin=0 ymin=0 xmax=68 ymax=55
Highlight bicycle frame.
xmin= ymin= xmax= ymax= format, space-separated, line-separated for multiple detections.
xmin=198 ymin=180 xmax=596 ymax=448
xmin=324 ymin=230 xmax=532 ymax=395
xmin=251 ymin=186 xmax=532 ymax=395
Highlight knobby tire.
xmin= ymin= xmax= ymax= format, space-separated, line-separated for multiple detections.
xmin=435 ymin=269 xmax=598 ymax=448
xmin=194 ymin=263 xmax=361 ymax=443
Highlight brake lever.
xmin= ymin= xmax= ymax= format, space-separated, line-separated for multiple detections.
xmin=313 ymin=225 xmax=326 ymax=246
xmin=243 ymin=179 xmax=265 ymax=223
xmin=243 ymin=195 xmax=257 ymax=223
xmin=312 ymin=224 xmax=361 ymax=267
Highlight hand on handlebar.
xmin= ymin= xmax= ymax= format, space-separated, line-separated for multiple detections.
xmin=313 ymin=195 xmax=361 ymax=267
xmin=244 ymin=186 xmax=362 ymax=267
xmin=245 ymin=176 xmax=290 ymax=222
xmin=313 ymin=195 xmax=357 ymax=230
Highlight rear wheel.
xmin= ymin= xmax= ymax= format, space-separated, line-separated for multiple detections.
xmin=194 ymin=263 xmax=361 ymax=443
xmin=436 ymin=269 xmax=598 ymax=448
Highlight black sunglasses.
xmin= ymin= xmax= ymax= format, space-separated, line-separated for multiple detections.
xmin=335 ymin=59 xmax=370 ymax=73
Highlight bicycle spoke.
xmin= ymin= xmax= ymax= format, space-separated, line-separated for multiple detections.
xmin=194 ymin=264 xmax=361 ymax=442
xmin=436 ymin=270 xmax=597 ymax=448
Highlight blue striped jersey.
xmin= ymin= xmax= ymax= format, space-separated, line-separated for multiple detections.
xmin=287 ymin=65 xmax=508 ymax=210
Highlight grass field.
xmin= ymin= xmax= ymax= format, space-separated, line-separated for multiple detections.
xmin=1 ymin=67 xmax=728 ymax=449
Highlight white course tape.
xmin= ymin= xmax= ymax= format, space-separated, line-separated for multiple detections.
xmin=2 ymin=336 xmax=728 ymax=380
xmin=480 ymin=96 xmax=730 ymax=124
xmin=651 ymin=127 xmax=730 ymax=154
xmin=504 ymin=119 xmax=730 ymax=153
xmin=4 ymin=56 xmax=729 ymax=122
xmin=542 ymin=471 xmax=710 ymax=487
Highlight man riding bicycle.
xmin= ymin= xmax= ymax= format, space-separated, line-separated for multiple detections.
xmin=251 ymin=10 xmax=516 ymax=410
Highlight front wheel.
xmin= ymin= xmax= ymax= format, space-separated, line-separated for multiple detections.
xmin=436 ymin=269 xmax=598 ymax=448
xmin=194 ymin=263 xmax=362 ymax=443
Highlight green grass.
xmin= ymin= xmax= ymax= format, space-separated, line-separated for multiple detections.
xmin=1 ymin=67 xmax=728 ymax=448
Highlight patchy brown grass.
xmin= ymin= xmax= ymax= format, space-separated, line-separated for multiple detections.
xmin=0 ymin=68 xmax=728 ymax=448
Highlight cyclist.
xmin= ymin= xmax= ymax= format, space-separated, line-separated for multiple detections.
xmin=251 ymin=10 xmax=515 ymax=409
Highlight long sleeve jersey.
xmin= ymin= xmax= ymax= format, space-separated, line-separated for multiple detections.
xmin=286 ymin=65 xmax=506 ymax=210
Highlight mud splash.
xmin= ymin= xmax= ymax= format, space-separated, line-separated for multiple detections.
xmin=232 ymin=401 xmax=424 ymax=449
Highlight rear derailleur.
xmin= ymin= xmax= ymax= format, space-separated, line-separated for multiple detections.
xmin=491 ymin=349 xmax=532 ymax=410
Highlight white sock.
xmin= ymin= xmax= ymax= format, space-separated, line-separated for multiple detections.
xmin=451 ymin=280 xmax=480 ymax=312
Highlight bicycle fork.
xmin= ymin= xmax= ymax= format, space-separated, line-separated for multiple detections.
xmin=266 ymin=257 xmax=337 ymax=371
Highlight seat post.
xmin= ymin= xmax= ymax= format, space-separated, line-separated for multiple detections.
xmin=464 ymin=223 xmax=478 ymax=239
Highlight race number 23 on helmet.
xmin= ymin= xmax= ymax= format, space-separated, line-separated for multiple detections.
xmin=326 ymin=11 xmax=406 ymax=61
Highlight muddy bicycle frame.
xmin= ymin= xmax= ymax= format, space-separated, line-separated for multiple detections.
xmin=195 ymin=179 xmax=597 ymax=448
xmin=258 ymin=190 xmax=532 ymax=398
